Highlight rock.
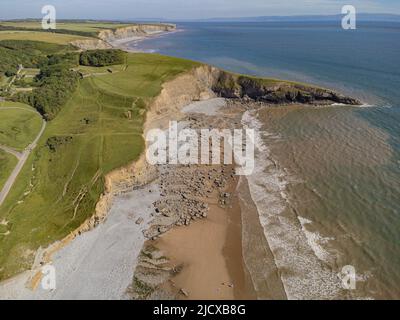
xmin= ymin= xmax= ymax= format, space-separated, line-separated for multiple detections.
xmin=135 ymin=217 xmax=144 ymax=225
xmin=180 ymin=288 xmax=189 ymax=297
xmin=213 ymin=71 xmax=361 ymax=106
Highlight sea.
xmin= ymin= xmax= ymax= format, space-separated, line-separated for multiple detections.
xmin=130 ymin=21 xmax=400 ymax=299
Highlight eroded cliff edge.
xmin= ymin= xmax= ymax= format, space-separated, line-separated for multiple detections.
xmin=71 ymin=23 xmax=176 ymax=50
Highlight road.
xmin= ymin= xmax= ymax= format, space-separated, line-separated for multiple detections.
xmin=0 ymin=108 xmax=46 ymax=207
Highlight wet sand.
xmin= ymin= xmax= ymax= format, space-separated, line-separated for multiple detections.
xmin=154 ymin=176 xmax=256 ymax=300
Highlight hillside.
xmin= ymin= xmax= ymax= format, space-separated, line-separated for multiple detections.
xmin=0 ymin=51 xmax=198 ymax=280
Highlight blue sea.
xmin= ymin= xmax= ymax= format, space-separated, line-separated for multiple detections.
xmin=132 ymin=21 xmax=400 ymax=299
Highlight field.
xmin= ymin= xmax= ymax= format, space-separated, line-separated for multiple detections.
xmin=0 ymin=150 xmax=17 ymax=192
xmin=0 ymin=21 xmax=134 ymax=37
xmin=0 ymin=31 xmax=90 ymax=44
xmin=0 ymin=102 xmax=43 ymax=151
xmin=21 ymin=68 xmax=40 ymax=77
xmin=0 ymin=52 xmax=198 ymax=280
xmin=75 ymin=64 xmax=126 ymax=77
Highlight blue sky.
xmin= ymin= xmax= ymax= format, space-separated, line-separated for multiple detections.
xmin=0 ymin=0 xmax=399 ymax=20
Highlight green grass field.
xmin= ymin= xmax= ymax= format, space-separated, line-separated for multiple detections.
xmin=75 ymin=64 xmax=126 ymax=77
xmin=0 ymin=31 xmax=90 ymax=44
xmin=0 ymin=150 xmax=17 ymax=192
xmin=0 ymin=21 xmax=133 ymax=36
xmin=22 ymin=68 xmax=40 ymax=77
xmin=0 ymin=102 xmax=43 ymax=151
xmin=0 ymin=52 xmax=198 ymax=280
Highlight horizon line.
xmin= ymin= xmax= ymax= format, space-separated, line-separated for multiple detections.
xmin=1 ymin=12 xmax=400 ymax=23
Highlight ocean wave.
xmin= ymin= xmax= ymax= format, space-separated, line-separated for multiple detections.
xmin=241 ymin=109 xmax=345 ymax=299
xmin=298 ymin=216 xmax=335 ymax=263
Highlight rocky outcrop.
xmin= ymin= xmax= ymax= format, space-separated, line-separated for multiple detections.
xmin=212 ymin=71 xmax=361 ymax=105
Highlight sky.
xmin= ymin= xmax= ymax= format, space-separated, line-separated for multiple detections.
xmin=0 ymin=0 xmax=399 ymax=20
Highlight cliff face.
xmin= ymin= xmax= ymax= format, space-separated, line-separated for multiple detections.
xmin=149 ymin=65 xmax=361 ymax=114
xmin=212 ymin=71 xmax=361 ymax=105
xmin=98 ymin=23 xmax=176 ymax=42
xmin=71 ymin=23 xmax=176 ymax=50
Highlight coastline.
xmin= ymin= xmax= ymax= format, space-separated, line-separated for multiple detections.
xmin=108 ymin=29 xmax=180 ymax=53
xmin=144 ymin=98 xmax=257 ymax=299
xmin=0 ymin=28 xmax=366 ymax=299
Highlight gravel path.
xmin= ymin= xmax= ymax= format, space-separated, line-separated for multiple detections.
xmin=0 ymin=108 xmax=46 ymax=206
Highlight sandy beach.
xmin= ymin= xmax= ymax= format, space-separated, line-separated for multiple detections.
xmin=109 ymin=29 xmax=179 ymax=52
xmin=126 ymin=97 xmax=260 ymax=300
xmin=153 ymin=173 xmax=256 ymax=300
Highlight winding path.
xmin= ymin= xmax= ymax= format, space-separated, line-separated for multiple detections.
xmin=0 ymin=107 xmax=46 ymax=206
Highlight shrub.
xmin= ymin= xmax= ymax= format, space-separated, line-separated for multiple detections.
xmin=79 ymin=49 xmax=126 ymax=67
xmin=12 ymin=52 xmax=80 ymax=120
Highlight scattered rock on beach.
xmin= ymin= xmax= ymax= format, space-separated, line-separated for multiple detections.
xmin=180 ymin=288 xmax=189 ymax=297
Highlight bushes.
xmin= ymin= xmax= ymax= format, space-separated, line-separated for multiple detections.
xmin=0 ymin=40 xmax=67 ymax=74
xmin=79 ymin=49 xmax=126 ymax=67
xmin=5 ymin=44 xmax=124 ymax=121
xmin=46 ymin=136 xmax=73 ymax=152
xmin=13 ymin=52 xmax=81 ymax=120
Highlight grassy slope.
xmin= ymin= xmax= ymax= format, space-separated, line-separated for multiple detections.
xmin=0 ymin=53 xmax=198 ymax=280
xmin=0 ymin=150 xmax=17 ymax=192
xmin=0 ymin=104 xmax=43 ymax=151
xmin=0 ymin=31 xmax=90 ymax=44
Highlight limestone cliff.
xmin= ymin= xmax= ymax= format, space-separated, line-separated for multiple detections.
xmin=71 ymin=23 xmax=176 ymax=50
xmin=98 ymin=23 xmax=176 ymax=42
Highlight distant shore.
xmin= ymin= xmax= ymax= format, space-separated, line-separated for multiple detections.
xmin=109 ymin=28 xmax=179 ymax=53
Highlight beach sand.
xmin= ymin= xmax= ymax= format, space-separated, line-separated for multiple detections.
xmin=110 ymin=29 xmax=179 ymax=53
xmin=154 ymin=176 xmax=256 ymax=300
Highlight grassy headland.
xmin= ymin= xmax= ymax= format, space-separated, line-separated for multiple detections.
xmin=0 ymin=21 xmax=133 ymax=38
xmin=0 ymin=50 xmax=198 ymax=280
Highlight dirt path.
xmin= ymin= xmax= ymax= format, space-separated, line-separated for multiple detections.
xmin=0 ymin=144 xmax=22 ymax=159
xmin=0 ymin=109 xmax=46 ymax=207
xmin=4 ymin=65 xmax=23 ymax=93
